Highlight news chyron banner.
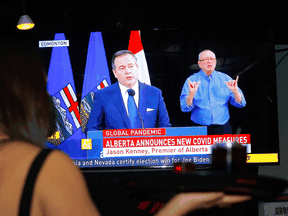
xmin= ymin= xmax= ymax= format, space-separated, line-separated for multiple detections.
xmin=75 ymin=127 xmax=251 ymax=168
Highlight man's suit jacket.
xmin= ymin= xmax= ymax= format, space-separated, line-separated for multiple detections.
xmin=86 ymin=81 xmax=171 ymax=131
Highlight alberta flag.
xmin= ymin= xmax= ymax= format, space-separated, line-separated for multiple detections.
xmin=46 ymin=33 xmax=86 ymax=158
xmin=80 ymin=32 xmax=111 ymax=133
xmin=128 ymin=30 xmax=151 ymax=85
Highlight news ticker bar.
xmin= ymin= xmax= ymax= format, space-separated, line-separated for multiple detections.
xmin=73 ymin=155 xmax=212 ymax=167
xmin=73 ymin=153 xmax=280 ymax=168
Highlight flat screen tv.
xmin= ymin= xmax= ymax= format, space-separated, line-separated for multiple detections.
xmin=35 ymin=26 xmax=279 ymax=170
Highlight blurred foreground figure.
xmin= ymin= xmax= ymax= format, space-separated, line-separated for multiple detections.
xmin=0 ymin=40 xmax=250 ymax=216
xmin=0 ymin=39 xmax=100 ymax=216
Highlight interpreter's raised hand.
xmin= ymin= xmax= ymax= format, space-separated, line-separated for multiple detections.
xmin=188 ymin=79 xmax=201 ymax=95
xmin=224 ymin=76 xmax=239 ymax=93
xmin=155 ymin=192 xmax=251 ymax=216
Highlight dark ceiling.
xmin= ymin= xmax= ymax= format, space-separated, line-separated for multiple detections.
xmin=1 ymin=0 xmax=288 ymax=43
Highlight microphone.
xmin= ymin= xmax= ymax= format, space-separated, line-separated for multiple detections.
xmin=128 ymin=89 xmax=144 ymax=129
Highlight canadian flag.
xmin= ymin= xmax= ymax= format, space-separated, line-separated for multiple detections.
xmin=128 ymin=30 xmax=151 ymax=85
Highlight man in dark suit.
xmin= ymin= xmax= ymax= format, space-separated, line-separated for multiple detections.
xmin=86 ymin=50 xmax=171 ymax=131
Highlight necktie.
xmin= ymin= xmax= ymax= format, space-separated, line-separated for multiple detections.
xmin=127 ymin=89 xmax=140 ymax=128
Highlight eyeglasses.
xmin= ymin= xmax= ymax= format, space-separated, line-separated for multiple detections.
xmin=199 ymin=58 xmax=216 ymax=62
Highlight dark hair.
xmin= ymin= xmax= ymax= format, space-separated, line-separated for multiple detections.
xmin=0 ymin=39 xmax=50 ymax=146
xmin=111 ymin=50 xmax=137 ymax=69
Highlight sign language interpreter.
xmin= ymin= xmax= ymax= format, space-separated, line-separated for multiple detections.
xmin=180 ymin=50 xmax=246 ymax=135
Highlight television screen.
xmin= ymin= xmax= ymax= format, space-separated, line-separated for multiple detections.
xmin=36 ymin=26 xmax=279 ymax=170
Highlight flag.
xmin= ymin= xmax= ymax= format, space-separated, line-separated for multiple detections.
xmin=60 ymin=84 xmax=81 ymax=129
xmin=128 ymin=30 xmax=151 ymax=85
xmin=80 ymin=32 xmax=111 ymax=133
xmin=46 ymin=33 xmax=86 ymax=159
